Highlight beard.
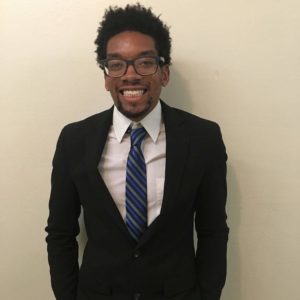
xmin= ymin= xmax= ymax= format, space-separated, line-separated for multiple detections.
xmin=115 ymin=96 xmax=154 ymax=121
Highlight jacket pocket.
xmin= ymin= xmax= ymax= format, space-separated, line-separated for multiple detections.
xmin=164 ymin=274 xmax=196 ymax=298
xmin=78 ymin=268 xmax=112 ymax=296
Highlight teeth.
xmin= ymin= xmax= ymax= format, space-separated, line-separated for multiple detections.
xmin=123 ymin=90 xmax=144 ymax=97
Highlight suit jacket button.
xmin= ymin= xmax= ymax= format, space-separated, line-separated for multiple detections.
xmin=133 ymin=251 xmax=140 ymax=258
xmin=133 ymin=293 xmax=141 ymax=300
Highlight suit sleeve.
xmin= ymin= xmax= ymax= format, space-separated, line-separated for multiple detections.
xmin=195 ymin=124 xmax=229 ymax=300
xmin=45 ymin=127 xmax=81 ymax=300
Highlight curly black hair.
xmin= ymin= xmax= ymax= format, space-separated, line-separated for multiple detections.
xmin=94 ymin=3 xmax=172 ymax=66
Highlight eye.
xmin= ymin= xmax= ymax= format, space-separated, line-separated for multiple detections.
xmin=137 ymin=58 xmax=156 ymax=68
xmin=107 ymin=60 xmax=124 ymax=70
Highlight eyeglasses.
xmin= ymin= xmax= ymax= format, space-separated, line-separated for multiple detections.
xmin=99 ymin=56 xmax=165 ymax=78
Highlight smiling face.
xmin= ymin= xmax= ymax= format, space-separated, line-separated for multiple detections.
xmin=104 ymin=31 xmax=169 ymax=121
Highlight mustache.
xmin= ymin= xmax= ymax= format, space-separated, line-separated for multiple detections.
xmin=121 ymin=79 xmax=143 ymax=85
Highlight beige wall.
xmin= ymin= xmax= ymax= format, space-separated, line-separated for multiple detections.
xmin=1 ymin=0 xmax=300 ymax=299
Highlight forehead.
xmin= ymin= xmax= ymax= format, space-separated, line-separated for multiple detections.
xmin=106 ymin=31 xmax=157 ymax=58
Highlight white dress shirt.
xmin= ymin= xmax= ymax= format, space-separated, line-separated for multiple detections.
xmin=98 ymin=102 xmax=166 ymax=225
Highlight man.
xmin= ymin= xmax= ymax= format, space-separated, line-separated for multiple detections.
xmin=46 ymin=3 xmax=229 ymax=300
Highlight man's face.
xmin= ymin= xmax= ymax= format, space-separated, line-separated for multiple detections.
xmin=104 ymin=31 xmax=169 ymax=121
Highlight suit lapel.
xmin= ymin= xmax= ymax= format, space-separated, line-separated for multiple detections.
xmin=84 ymin=108 xmax=112 ymax=172
xmin=137 ymin=101 xmax=190 ymax=247
xmin=160 ymin=102 xmax=190 ymax=215
xmin=84 ymin=106 xmax=134 ymax=243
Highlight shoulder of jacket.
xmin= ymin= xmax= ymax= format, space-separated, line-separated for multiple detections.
xmin=60 ymin=107 xmax=112 ymax=136
xmin=168 ymin=105 xmax=220 ymax=131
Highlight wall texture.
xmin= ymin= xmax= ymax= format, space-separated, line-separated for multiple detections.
xmin=1 ymin=0 xmax=299 ymax=299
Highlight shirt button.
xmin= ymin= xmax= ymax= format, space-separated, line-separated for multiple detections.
xmin=133 ymin=293 xmax=141 ymax=300
xmin=133 ymin=250 xmax=140 ymax=258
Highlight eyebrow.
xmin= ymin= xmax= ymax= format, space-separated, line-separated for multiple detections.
xmin=106 ymin=50 xmax=157 ymax=59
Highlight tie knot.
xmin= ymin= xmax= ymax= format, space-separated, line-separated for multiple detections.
xmin=129 ymin=126 xmax=147 ymax=147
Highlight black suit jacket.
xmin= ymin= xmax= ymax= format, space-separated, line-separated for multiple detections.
xmin=46 ymin=101 xmax=229 ymax=300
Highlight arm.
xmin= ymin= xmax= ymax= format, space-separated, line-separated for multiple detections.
xmin=45 ymin=127 xmax=81 ymax=300
xmin=195 ymin=124 xmax=229 ymax=300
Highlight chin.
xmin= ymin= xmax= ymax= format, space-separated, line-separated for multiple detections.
xmin=117 ymin=103 xmax=151 ymax=121
xmin=121 ymin=108 xmax=148 ymax=121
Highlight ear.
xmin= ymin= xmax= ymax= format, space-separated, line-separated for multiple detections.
xmin=104 ymin=74 xmax=110 ymax=91
xmin=160 ymin=65 xmax=170 ymax=87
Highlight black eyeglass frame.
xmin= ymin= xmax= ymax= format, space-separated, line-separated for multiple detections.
xmin=99 ymin=56 xmax=166 ymax=78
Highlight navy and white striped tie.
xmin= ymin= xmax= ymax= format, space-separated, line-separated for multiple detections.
xmin=125 ymin=126 xmax=147 ymax=240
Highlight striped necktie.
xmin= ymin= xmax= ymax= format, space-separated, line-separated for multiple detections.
xmin=125 ymin=126 xmax=147 ymax=240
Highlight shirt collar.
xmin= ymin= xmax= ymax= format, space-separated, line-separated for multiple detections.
xmin=113 ymin=101 xmax=162 ymax=143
